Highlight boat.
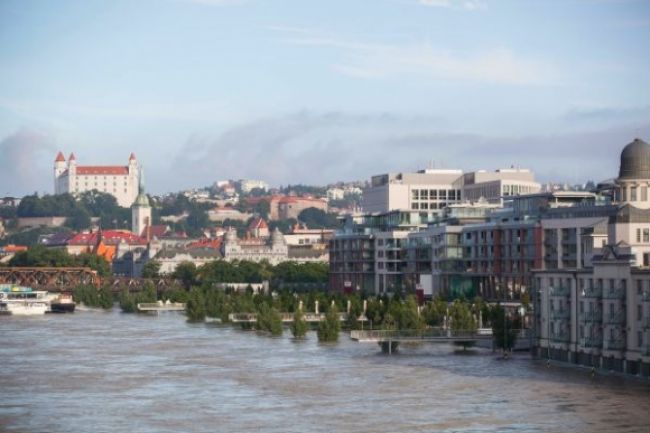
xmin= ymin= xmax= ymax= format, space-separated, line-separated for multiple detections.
xmin=49 ymin=292 xmax=76 ymax=313
xmin=0 ymin=285 xmax=50 ymax=316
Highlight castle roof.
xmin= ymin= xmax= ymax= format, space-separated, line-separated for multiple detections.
xmin=55 ymin=151 xmax=65 ymax=162
xmin=248 ymin=217 xmax=268 ymax=230
xmin=69 ymin=152 xmax=76 ymax=161
xmin=129 ymin=153 xmax=137 ymax=161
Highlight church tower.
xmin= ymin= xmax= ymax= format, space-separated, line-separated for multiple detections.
xmin=131 ymin=167 xmax=152 ymax=239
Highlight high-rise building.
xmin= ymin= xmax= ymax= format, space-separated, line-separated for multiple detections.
xmin=54 ymin=152 xmax=140 ymax=207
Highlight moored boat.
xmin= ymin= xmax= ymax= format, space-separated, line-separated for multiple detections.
xmin=0 ymin=285 xmax=50 ymax=316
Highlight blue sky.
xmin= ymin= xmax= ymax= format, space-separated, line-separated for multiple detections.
xmin=1 ymin=0 xmax=649 ymax=195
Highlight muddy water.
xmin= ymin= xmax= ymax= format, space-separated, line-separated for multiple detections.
xmin=1 ymin=310 xmax=649 ymax=433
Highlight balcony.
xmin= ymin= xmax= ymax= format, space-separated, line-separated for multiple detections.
xmin=551 ymin=309 xmax=571 ymax=321
xmin=603 ymin=288 xmax=626 ymax=300
xmin=582 ymin=287 xmax=603 ymax=298
xmin=582 ymin=310 xmax=603 ymax=323
xmin=550 ymin=286 xmax=570 ymax=297
xmin=642 ymin=346 xmax=650 ymax=357
xmin=604 ymin=339 xmax=626 ymax=351
xmin=580 ymin=337 xmax=603 ymax=348
xmin=603 ymin=310 xmax=626 ymax=325
xmin=642 ymin=292 xmax=650 ymax=303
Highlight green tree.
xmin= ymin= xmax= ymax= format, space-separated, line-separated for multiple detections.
xmin=142 ymin=260 xmax=161 ymax=279
xmin=174 ymin=261 xmax=197 ymax=289
xmin=290 ymin=308 xmax=309 ymax=339
xmin=317 ymin=305 xmax=340 ymax=342
xmin=491 ymin=304 xmax=518 ymax=354
xmin=422 ymin=297 xmax=447 ymax=327
xmin=186 ymin=288 xmax=206 ymax=322
xmin=119 ymin=289 xmax=137 ymax=313
xmin=398 ymin=296 xmax=424 ymax=330
xmin=297 ymin=207 xmax=340 ymax=229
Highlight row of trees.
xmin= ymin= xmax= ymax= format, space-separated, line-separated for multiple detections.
xmin=163 ymin=260 xmax=328 ymax=289
xmin=8 ymin=245 xmax=112 ymax=277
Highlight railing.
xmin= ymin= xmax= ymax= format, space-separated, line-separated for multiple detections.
xmin=603 ymin=288 xmax=626 ymax=300
xmin=581 ymin=310 xmax=603 ymax=323
xmin=350 ymin=328 xmax=493 ymax=342
xmin=137 ymin=302 xmax=186 ymax=311
xmin=580 ymin=337 xmax=603 ymax=348
xmin=582 ymin=287 xmax=603 ymax=298
xmin=551 ymin=309 xmax=571 ymax=321
xmin=603 ymin=310 xmax=626 ymax=325
xmin=642 ymin=292 xmax=650 ymax=303
xmin=604 ymin=339 xmax=626 ymax=351
xmin=642 ymin=346 xmax=650 ymax=357
xmin=550 ymin=286 xmax=570 ymax=297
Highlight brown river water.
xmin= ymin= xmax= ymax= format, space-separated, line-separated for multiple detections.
xmin=1 ymin=309 xmax=649 ymax=433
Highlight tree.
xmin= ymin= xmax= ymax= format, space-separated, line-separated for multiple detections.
xmin=142 ymin=260 xmax=161 ymax=279
xmin=398 ymin=296 xmax=424 ymax=330
xmin=291 ymin=308 xmax=309 ymax=338
xmin=119 ymin=288 xmax=137 ymax=313
xmin=491 ymin=304 xmax=518 ymax=354
xmin=317 ymin=305 xmax=340 ymax=342
xmin=422 ymin=297 xmax=446 ymax=327
xmin=174 ymin=261 xmax=197 ymax=289
xmin=186 ymin=288 xmax=206 ymax=322
xmin=297 ymin=207 xmax=340 ymax=229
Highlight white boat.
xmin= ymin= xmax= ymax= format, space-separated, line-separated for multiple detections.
xmin=0 ymin=285 xmax=50 ymax=316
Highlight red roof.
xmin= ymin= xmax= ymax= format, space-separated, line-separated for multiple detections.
xmin=68 ymin=230 xmax=147 ymax=246
xmin=69 ymin=152 xmax=76 ymax=161
xmin=76 ymin=166 xmax=129 ymax=175
xmin=55 ymin=151 xmax=65 ymax=162
xmin=187 ymin=238 xmax=222 ymax=250
xmin=140 ymin=225 xmax=170 ymax=239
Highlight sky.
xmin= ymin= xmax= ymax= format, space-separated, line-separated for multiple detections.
xmin=1 ymin=0 xmax=649 ymax=196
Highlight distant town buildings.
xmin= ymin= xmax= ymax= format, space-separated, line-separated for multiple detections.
xmin=238 ymin=179 xmax=269 ymax=194
xmin=54 ymin=152 xmax=141 ymax=207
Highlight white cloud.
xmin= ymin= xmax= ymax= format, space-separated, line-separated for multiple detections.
xmin=418 ymin=0 xmax=487 ymax=11
xmin=271 ymin=27 xmax=559 ymax=85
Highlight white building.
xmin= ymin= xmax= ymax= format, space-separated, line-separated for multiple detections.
xmin=222 ymin=227 xmax=288 ymax=265
xmin=362 ymin=168 xmax=541 ymax=214
xmin=54 ymin=152 xmax=140 ymax=207
xmin=238 ymin=179 xmax=269 ymax=194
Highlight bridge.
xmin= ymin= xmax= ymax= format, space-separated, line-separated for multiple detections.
xmin=137 ymin=301 xmax=186 ymax=312
xmin=0 ymin=267 xmax=101 ymax=290
xmin=229 ymin=312 xmax=368 ymax=323
xmin=350 ymin=328 xmax=493 ymax=343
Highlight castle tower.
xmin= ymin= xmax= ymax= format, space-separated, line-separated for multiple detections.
xmin=131 ymin=166 xmax=151 ymax=238
xmin=54 ymin=152 xmax=66 ymax=194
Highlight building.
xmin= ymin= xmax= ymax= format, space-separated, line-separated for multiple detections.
xmin=131 ymin=170 xmax=151 ymax=240
xmin=361 ymin=168 xmax=541 ymax=214
xmin=238 ymin=179 xmax=269 ymax=194
xmin=222 ymin=227 xmax=289 ymax=265
xmin=533 ymin=138 xmax=650 ymax=377
xmin=268 ymin=195 xmax=328 ymax=220
xmin=54 ymin=152 xmax=140 ymax=207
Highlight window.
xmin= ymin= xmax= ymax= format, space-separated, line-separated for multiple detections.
xmin=430 ymin=189 xmax=437 ymax=199
xmin=638 ymin=229 xmax=642 ymax=243
xmin=448 ymin=190 xmax=456 ymax=201
xmin=638 ymin=304 xmax=643 ymax=320
xmin=420 ymin=189 xmax=428 ymax=200
xmin=420 ymin=202 xmax=428 ymax=210
xmin=438 ymin=190 xmax=447 ymax=200
xmin=642 ymin=186 xmax=648 ymax=201
xmin=637 ymin=280 xmax=643 ymax=295
xmin=644 ymin=229 xmax=650 ymax=243
xmin=411 ymin=202 xmax=419 ymax=210
xmin=638 ymin=331 xmax=643 ymax=348
xmin=412 ymin=190 xmax=419 ymax=200
xmin=631 ymin=187 xmax=638 ymax=201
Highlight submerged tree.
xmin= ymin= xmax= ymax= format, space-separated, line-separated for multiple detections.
xmin=290 ymin=308 xmax=309 ymax=339
xmin=317 ymin=305 xmax=340 ymax=342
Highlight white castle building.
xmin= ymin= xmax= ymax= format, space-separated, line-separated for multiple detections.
xmin=54 ymin=152 xmax=140 ymax=207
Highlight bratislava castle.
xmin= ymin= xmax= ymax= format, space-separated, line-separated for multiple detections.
xmin=54 ymin=152 xmax=140 ymax=207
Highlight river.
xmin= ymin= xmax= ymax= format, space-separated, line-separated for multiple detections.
xmin=1 ymin=309 xmax=649 ymax=433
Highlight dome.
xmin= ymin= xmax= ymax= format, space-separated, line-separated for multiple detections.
xmin=133 ymin=192 xmax=150 ymax=207
xmin=619 ymin=138 xmax=650 ymax=179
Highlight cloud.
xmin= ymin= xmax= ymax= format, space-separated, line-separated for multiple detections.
xmin=418 ymin=0 xmax=487 ymax=11
xmin=168 ymin=111 xmax=649 ymax=191
xmin=0 ymin=129 xmax=55 ymax=197
xmin=271 ymin=27 xmax=558 ymax=85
